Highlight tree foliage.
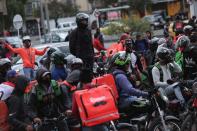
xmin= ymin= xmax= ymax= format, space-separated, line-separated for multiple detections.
xmin=88 ymin=0 xmax=118 ymax=8
xmin=128 ymin=0 xmax=152 ymax=17
xmin=101 ymin=17 xmax=150 ymax=35
xmin=48 ymin=0 xmax=78 ymax=19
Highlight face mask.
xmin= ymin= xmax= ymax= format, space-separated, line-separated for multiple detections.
xmin=41 ymin=74 xmax=51 ymax=85
xmin=23 ymin=42 xmax=31 ymax=48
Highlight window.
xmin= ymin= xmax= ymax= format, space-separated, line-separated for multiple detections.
xmin=63 ymin=23 xmax=70 ymax=28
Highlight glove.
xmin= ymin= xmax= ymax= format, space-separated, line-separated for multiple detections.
xmin=167 ymin=79 xmax=174 ymax=85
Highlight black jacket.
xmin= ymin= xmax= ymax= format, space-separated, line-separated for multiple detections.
xmin=6 ymin=75 xmax=30 ymax=131
xmin=28 ymin=69 xmax=70 ymax=119
xmin=69 ymin=28 xmax=94 ymax=59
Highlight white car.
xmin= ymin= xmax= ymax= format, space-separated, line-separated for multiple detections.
xmin=5 ymin=36 xmax=23 ymax=48
xmin=57 ymin=21 xmax=77 ymax=31
xmin=12 ymin=42 xmax=70 ymax=75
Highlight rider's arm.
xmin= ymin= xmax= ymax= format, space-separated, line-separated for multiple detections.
xmin=60 ymin=85 xmax=72 ymax=109
xmin=5 ymin=43 xmax=21 ymax=54
xmin=35 ymin=47 xmax=48 ymax=56
xmin=116 ymin=74 xmax=148 ymax=97
xmin=171 ymin=61 xmax=182 ymax=73
xmin=152 ymin=66 xmax=168 ymax=87
xmin=7 ymin=96 xmax=28 ymax=130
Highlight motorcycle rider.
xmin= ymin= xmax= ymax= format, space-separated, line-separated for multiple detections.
xmin=6 ymin=75 xmax=31 ymax=131
xmin=0 ymin=70 xmax=17 ymax=100
xmin=4 ymin=36 xmax=49 ymax=80
xmin=152 ymin=47 xmax=185 ymax=106
xmin=28 ymin=68 xmax=70 ymax=131
xmin=175 ymin=35 xmax=193 ymax=79
xmin=112 ymin=51 xmax=149 ymax=115
xmin=51 ymin=51 xmax=68 ymax=82
xmin=69 ymin=13 xmax=94 ymax=72
xmin=40 ymin=48 xmax=56 ymax=70
xmin=0 ymin=58 xmax=12 ymax=83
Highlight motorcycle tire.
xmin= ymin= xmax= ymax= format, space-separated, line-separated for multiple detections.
xmin=148 ymin=118 xmax=181 ymax=131
xmin=181 ymin=114 xmax=193 ymax=131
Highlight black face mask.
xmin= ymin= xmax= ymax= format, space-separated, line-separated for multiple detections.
xmin=41 ymin=74 xmax=51 ymax=85
xmin=23 ymin=40 xmax=31 ymax=48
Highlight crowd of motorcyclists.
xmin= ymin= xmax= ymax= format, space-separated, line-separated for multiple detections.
xmin=0 ymin=12 xmax=197 ymax=131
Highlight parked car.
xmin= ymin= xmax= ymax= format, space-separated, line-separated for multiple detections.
xmin=4 ymin=36 xmax=22 ymax=48
xmin=142 ymin=15 xmax=166 ymax=30
xmin=12 ymin=42 xmax=70 ymax=75
xmin=41 ymin=33 xmax=68 ymax=44
xmin=57 ymin=21 xmax=77 ymax=31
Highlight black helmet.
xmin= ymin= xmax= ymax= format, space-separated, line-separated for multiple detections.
xmin=51 ymin=51 xmax=65 ymax=65
xmin=0 ymin=58 xmax=11 ymax=75
xmin=47 ymin=48 xmax=56 ymax=56
xmin=156 ymin=47 xmax=171 ymax=61
xmin=76 ymin=13 xmax=89 ymax=29
xmin=0 ymin=58 xmax=11 ymax=70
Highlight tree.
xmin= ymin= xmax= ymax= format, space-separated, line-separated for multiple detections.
xmin=4 ymin=0 xmax=28 ymax=30
xmin=48 ymin=0 xmax=78 ymax=27
xmin=128 ymin=0 xmax=152 ymax=17
xmin=48 ymin=0 xmax=78 ymax=19
xmin=88 ymin=0 xmax=118 ymax=9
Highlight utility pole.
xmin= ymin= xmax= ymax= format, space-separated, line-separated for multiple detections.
xmin=44 ymin=0 xmax=50 ymax=33
xmin=40 ymin=0 xmax=45 ymax=35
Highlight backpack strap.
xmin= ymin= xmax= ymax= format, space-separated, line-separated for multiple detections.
xmin=154 ymin=62 xmax=163 ymax=82
xmin=35 ymin=85 xmax=43 ymax=101
xmin=51 ymin=80 xmax=61 ymax=96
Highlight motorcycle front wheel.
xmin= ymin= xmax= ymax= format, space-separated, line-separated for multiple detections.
xmin=148 ymin=119 xmax=181 ymax=131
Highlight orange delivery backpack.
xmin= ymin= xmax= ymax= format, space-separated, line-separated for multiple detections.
xmin=73 ymin=85 xmax=119 ymax=126
xmin=92 ymin=74 xmax=119 ymax=100
xmin=0 ymin=91 xmax=10 ymax=131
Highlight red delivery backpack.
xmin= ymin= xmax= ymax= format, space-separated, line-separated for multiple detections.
xmin=73 ymin=85 xmax=119 ymax=126
xmin=92 ymin=74 xmax=119 ymax=100
xmin=0 ymin=91 xmax=10 ymax=131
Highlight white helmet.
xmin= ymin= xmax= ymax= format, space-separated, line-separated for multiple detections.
xmin=72 ymin=58 xmax=83 ymax=65
xmin=65 ymin=54 xmax=76 ymax=65
xmin=158 ymin=38 xmax=166 ymax=45
xmin=183 ymin=25 xmax=193 ymax=32
xmin=22 ymin=36 xmax=31 ymax=41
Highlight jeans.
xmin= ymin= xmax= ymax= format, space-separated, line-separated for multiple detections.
xmin=23 ymin=67 xmax=34 ymax=80
xmin=158 ymin=85 xmax=185 ymax=105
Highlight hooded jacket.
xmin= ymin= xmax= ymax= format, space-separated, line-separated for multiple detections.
xmin=113 ymin=69 xmax=148 ymax=104
xmin=69 ymin=28 xmax=94 ymax=59
xmin=28 ymin=68 xmax=70 ymax=119
xmin=6 ymin=75 xmax=30 ymax=131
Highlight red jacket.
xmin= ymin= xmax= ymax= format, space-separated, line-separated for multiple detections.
xmin=93 ymin=38 xmax=106 ymax=51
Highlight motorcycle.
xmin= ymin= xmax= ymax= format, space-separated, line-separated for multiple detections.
xmin=118 ymin=87 xmax=181 ymax=131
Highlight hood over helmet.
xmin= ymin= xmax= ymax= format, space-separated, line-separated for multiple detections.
xmin=12 ymin=75 xmax=30 ymax=96
xmin=36 ymin=68 xmax=51 ymax=84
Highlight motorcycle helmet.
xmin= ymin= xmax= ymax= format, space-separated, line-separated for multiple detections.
xmin=158 ymin=38 xmax=167 ymax=45
xmin=0 ymin=58 xmax=11 ymax=74
xmin=22 ymin=36 xmax=31 ymax=48
xmin=76 ymin=13 xmax=89 ymax=29
xmin=156 ymin=47 xmax=171 ymax=61
xmin=71 ymin=58 xmax=83 ymax=70
xmin=175 ymin=35 xmax=190 ymax=49
xmin=51 ymin=51 xmax=65 ymax=65
xmin=47 ymin=48 xmax=56 ymax=57
xmin=114 ymin=51 xmax=131 ymax=67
